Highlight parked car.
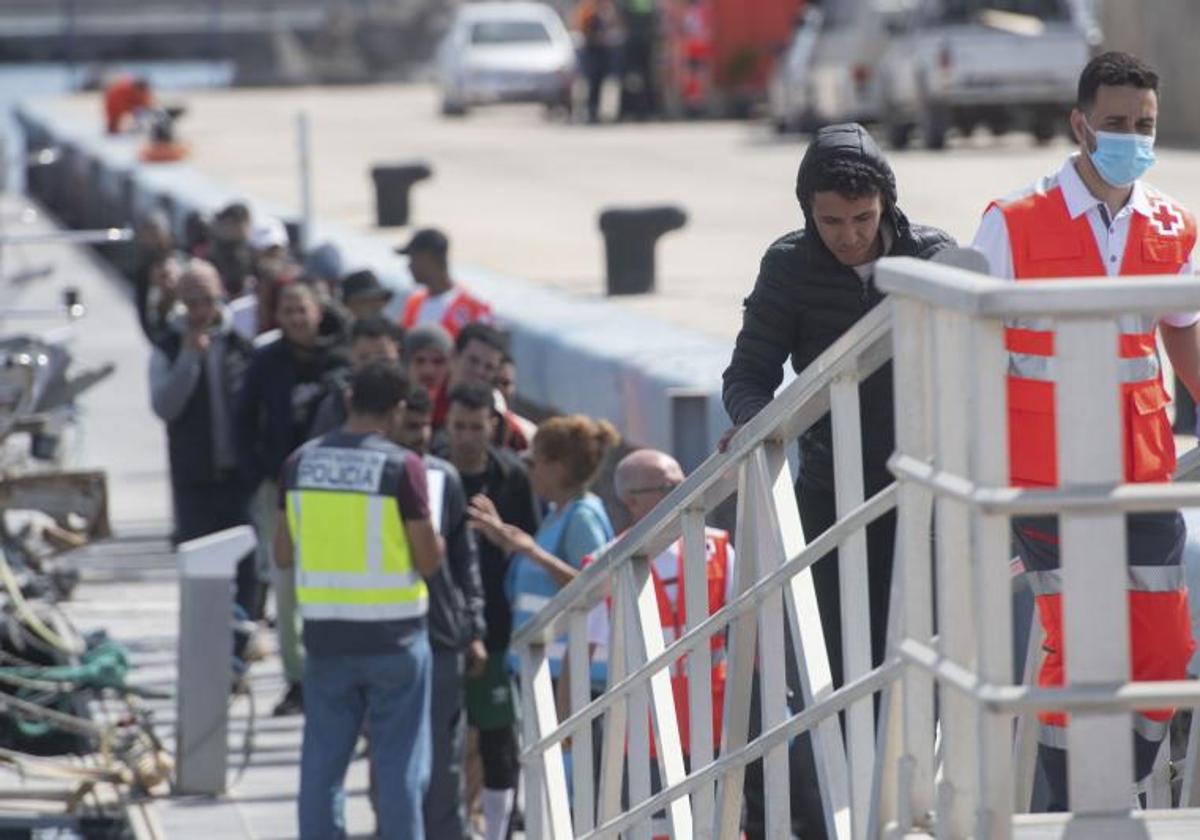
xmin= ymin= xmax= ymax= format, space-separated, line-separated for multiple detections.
xmin=437 ymin=1 xmax=577 ymax=117
xmin=767 ymin=6 xmax=823 ymax=132
xmin=878 ymin=0 xmax=1100 ymax=149
xmin=767 ymin=0 xmax=915 ymax=133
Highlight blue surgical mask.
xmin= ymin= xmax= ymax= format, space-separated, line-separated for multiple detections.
xmin=1084 ymin=119 xmax=1156 ymax=187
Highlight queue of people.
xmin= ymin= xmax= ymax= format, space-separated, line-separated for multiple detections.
xmin=137 ymin=44 xmax=1193 ymax=839
xmin=139 ymin=212 xmax=545 ymax=837
xmin=139 ymin=201 xmax=719 ymax=836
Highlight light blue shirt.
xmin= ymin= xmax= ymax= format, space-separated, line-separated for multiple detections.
xmin=506 ymin=493 xmax=614 ymax=681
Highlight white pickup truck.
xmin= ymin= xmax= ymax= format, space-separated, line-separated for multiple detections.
xmin=878 ymin=0 xmax=1101 ymax=149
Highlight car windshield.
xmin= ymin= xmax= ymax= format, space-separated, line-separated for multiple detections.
xmin=470 ymin=19 xmax=552 ymax=46
xmin=935 ymin=0 xmax=1071 ymax=22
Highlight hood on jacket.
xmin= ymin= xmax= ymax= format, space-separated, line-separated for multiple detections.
xmin=795 ymin=123 xmax=899 ymax=228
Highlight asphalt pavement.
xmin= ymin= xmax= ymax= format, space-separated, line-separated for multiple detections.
xmin=41 ymin=84 xmax=1200 ymax=340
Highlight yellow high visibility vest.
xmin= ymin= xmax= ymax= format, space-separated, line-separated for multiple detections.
xmin=285 ymin=442 xmax=428 ymax=622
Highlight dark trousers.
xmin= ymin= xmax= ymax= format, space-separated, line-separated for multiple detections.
xmin=743 ymin=668 xmax=829 ymax=840
xmin=478 ymin=724 xmax=519 ymax=790
xmin=172 ymin=477 xmax=259 ymax=620
xmin=743 ymin=475 xmax=897 ymax=838
xmin=797 ymin=477 xmax=897 ymax=687
xmin=1036 ymin=736 xmax=1162 ymax=813
xmin=619 ymin=35 xmax=656 ymax=120
xmin=425 ymin=650 xmax=469 ymax=839
xmin=582 ymin=45 xmax=609 ymax=122
xmin=1013 ymin=512 xmax=1186 ymax=812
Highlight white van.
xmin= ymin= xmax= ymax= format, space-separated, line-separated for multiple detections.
xmin=766 ymin=0 xmax=916 ymax=134
xmin=877 ymin=0 xmax=1100 ymax=149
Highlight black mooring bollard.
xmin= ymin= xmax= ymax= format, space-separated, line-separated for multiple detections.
xmin=370 ymin=163 xmax=433 ymax=227
xmin=598 ymin=205 xmax=687 ymax=295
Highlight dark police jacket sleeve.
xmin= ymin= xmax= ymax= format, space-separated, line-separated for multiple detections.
xmin=444 ymin=463 xmax=487 ymax=643
xmin=426 ymin=457 xmax=487 ymax=650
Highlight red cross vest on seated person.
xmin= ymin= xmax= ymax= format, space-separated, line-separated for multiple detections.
xmin=985 ymin=164 xmax=1197 ymax=741
xmin=586 ymin=527 xmax=732 ymax=760
xmin=400 ymin=287 xmax=492 ymax=340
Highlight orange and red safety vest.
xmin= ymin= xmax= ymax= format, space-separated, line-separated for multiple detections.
xmin=991 ymin=182 xmax=1196 ymax=733
xmin=588 ymin=528 xmax=731 ymax=759
xmin=400 ymin=287 xmax=492 ymax=340
xmin=995 ymin=186 xmax=1195 ymax=489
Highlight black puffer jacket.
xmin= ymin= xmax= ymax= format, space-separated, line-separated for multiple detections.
xmin=723 ymin=124 xmax=954 ymax=492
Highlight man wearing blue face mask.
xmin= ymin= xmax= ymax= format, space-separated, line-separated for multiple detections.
xmin=972 ymin=51 xmax=1200 ymax=811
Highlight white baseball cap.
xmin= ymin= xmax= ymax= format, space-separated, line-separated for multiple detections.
xmin=249 ymin=216 xmax=288 ymax=252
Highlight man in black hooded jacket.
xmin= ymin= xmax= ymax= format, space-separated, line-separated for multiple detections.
xmin=722 ymin=123 xmax=953 ymax=838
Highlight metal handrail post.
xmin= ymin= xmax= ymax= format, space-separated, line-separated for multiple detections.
xmin=175 ymin=525 xmax=256 ymax=795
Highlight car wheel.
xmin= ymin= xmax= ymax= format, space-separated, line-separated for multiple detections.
xmin=921 ymin=103 xmax=949 ymax=150
xmin=545 ymin=90 xmax=573 ymax=121
xmin=886 ymin=118 xmax=914 ymax=150
xmin=441 ymin=99 xmax=468 ymax=117
xmin=988 ymin=116 xmax=1012 ymax=137
xmin=1031 ymin=112 xmax=1058 ymax=145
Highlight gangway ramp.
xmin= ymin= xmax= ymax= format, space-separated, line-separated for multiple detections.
xmin=515 ymin=252 xmax=1200 ymax=838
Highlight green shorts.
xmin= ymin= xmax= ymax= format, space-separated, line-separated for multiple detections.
xmin=466 ymin=654 xmax=518 ymax=731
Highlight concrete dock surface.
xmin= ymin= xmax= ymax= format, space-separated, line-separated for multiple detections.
xmin=0 ymin=193 xmax=376 ymax=838
xmin=38 ymin=84 xmax=1200 ymax=339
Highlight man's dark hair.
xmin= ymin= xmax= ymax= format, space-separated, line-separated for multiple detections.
xmin=349 ymin=361 xmax=409 ymax=416
xmin=448 ymin=381 xmax=495 ymax=413
xmin=795 ymin=123 xmax=898 ymax=216
xmin=406 ymin=387 xmax=433 ymax=415
xmin=455 ymin=322 xmax=508 ymax=356
xmin=806 ymin=156 xmax=884 ymax=205
xmin=183 ymin=210 xmax=211 ymax=251
xmin=215 ymin=202 xmax=251 ymax=226
xmin=1078 ymin=52 xmax=1159 ymax=110
xmin=350 ymin=314 xmax=402 ymax=346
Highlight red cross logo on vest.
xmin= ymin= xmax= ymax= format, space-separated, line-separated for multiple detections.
xmin=1151 ymin=200 xmax=1183 ymax=237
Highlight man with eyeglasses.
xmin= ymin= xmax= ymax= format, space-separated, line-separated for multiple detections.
xmin=149 ymin=258 xmax=258 ymax=618
xmin=971 ymin=51 xmax=1200 ymax=810
xmin=585 ymin=448 xmax=734 ymax=835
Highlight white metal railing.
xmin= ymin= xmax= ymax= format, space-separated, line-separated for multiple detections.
xmin=880 ymin=254 xmax=1200 ymax=838
xmin=512 ymin=251 xmax=1200 ymax=839
xmin=513 ymin=293 xmax=895 ymax=840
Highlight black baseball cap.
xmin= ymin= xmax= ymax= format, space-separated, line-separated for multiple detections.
xmin=396 ymin=227 xmax=449 ymax=258
xmin=341 ymin=269 xmax=393 ymax=303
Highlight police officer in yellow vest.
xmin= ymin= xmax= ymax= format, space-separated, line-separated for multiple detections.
xmin=274 ymin=361 xmax=444 ymax=840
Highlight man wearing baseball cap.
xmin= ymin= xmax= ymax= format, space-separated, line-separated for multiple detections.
xmin=397 ymin=228 xmax=492 ymax=339
xmin=340 ymin=269 xmax=395 ymax=321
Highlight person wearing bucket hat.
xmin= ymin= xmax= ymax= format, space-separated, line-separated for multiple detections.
xmin=397 ymin=229 xmax=492 ymax=339
xmin=341 ymin=269 xmax=395 ymax=321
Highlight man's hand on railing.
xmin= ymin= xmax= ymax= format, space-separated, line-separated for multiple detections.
xmin=717 ymin=423 xmax=745 ymax=454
